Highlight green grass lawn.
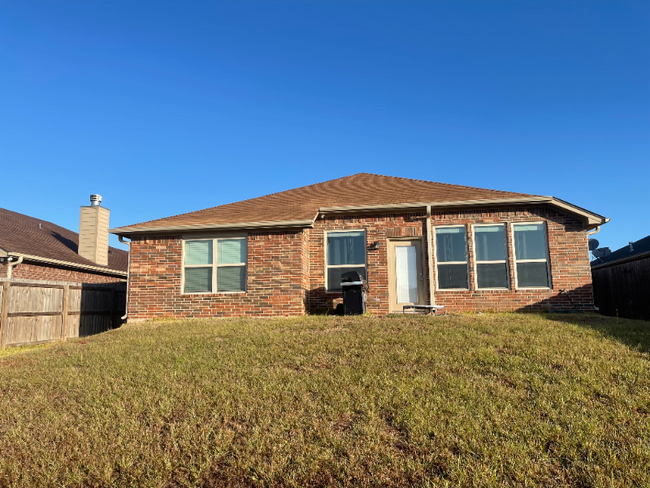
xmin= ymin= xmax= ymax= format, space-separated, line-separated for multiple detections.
xmin=0 ymin=313 xmax=648 ymax=487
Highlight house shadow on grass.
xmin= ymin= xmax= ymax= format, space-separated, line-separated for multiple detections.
xmin=545 ymin=313 xmax=650 ymax=354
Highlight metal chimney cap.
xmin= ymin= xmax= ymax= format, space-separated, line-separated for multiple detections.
xmin=90 ymin=194 xmax=102 ymax=206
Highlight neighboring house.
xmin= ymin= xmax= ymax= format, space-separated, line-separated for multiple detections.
xmin=110 ymin=173 xmax=608 ymax=320
xmin=591 ymin=235 xmax=650 ymax=320
xmin=0 ymin=197 xmax=128 ymax=283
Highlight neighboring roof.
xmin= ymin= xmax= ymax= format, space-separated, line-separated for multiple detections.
xmin=591 ymin=234 xmax=650 ymax=269
xmin=0 ymin=208 xmax=128 ymax=275
xmin=111 ymin=173 xmax=608 ymax=235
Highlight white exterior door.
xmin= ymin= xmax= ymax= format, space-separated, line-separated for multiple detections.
xmin=388 ymin=240 xmax=425 ymax=312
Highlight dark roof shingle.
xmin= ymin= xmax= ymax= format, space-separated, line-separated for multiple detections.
xmin=592 ymin=235 xmax=650 ymax=267
xmin=0 ymin=208 xmax=128 ymax=273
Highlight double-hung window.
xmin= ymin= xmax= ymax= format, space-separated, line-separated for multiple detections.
xmin=473 ymin=224 xmax=509 ymax=289
xmin=183 ymin=237 xmax=247 ymax=294
xmin=326 ymin=230 xmax=366 ymax=292
xmin=512 ymin=223 xmax=550 ymax=288
xmin=435 ymin=226 xmax=469 ymax=289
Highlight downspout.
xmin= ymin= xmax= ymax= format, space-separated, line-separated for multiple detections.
xmin=6 ymin=256 xmax=23 ymax=279
xmin=587 ymin=226 xmax=601 ymax=237
xmin=118 ymin=236 xmax=131 ymax=320
xmin=426 ymin=206 xmax=435 ymax=306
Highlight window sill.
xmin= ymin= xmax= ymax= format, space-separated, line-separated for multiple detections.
xmin=515 ymin=287 xmax=552 ymax=291
xmin=181 ymin=291 xmax=247 ymax=296
xmin=475 ymin=288 xmax=511 ymax=291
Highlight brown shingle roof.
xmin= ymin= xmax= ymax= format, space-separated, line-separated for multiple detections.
xmin=0 ymin=208 xmax=128 ymax=273
xmin=114 ymin=173 xmax=543 ymax=232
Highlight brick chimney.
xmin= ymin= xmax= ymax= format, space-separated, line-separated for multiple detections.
xmin=78 ymin=194 xmax=110 ymax=266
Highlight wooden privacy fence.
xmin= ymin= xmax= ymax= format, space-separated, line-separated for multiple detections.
xmin=0 ymin=279 xmax=126 ymax=348
xmin=592 ymin=255 xmax=650 ymax=321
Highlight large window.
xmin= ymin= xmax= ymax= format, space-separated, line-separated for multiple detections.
xmin=326 ymin=230 xmax=366 ymax=291
xmin=435 ymin=226 xmax=469 ymax=289
xmin=183 ymin=237 xmax=247 ymax=294
xmin=512 ymin=223 xmax=550 ymax=288
xmin=473 ymin=224 xmax=509 ymax=289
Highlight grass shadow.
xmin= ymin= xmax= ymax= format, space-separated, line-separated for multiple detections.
xmin=546 ymin=313 xmax=650 ymax=354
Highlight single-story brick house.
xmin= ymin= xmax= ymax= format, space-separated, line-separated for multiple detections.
xmin=110 ymin=173 xmax=608 ymax=319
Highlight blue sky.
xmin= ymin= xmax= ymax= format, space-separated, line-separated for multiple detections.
xmin=1 ymin=1 xmax=648 ymax=254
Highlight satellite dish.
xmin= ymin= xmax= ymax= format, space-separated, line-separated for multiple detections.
xmin=592 ymin=247 xmax=611 ymax=258
xmin=588 ymin=239 xmax=599 ymax=251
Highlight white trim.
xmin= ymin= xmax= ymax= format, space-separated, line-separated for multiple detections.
xmin=111 ymin=219 xmax=315 ymax=235
xmin=319 ymin=197 xmax=607 ymax=227
xmin=324 ymin=229 xmax=367 ymax=292
xmin=471 ymin=223 xmax=510 ymax=290
xmin=111 ymin=196 xmax=608 ymax=236
xmin=426 ymin=206 xmax=435 ymax=306
xmin=320 ymin=197 xmax=551 ymax=213
xmin=7 ymin=252 xmax=127 ymax=277
xmin=432 ymin=224 xmax=470 ymax=291
xmin=510 ymin=221 xmax=552 ymax=290
xmin=181 ymin=236 xmax=248 ymax=295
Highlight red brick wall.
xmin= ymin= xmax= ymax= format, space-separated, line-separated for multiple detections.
xmin=127 ymin=231 xmax=307 ymax=320
xmin=308 ymin=213 xmax=428 ymax=314
xmin=124 ymin=205 xmax=594 ymax=320
xmin=307 ymin=206 xmax=593 ymax=314
xmin=428 ymin=206 xmax=593 ymax=313
xmin=0 ymin=261 xmax=124 ymax=284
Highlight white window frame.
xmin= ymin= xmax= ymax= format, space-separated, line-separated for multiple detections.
xmin=325 ymin=229 xmax=367 ymax=292
xmin=472 ymin=223 xmax=510 ymax=290
xmin=510 ymin=221 xmax=552 ymax=290
xmin=433 ymin=224 xmax=470 ymax=291
xmin=181 ymin=236 xmax=248 ymax=295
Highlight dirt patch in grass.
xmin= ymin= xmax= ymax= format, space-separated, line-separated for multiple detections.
xmin=0 ymin=313 xmax=649 ymax=487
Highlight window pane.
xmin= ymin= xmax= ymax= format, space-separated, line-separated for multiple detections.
xmin=477 ymin=263 xmax=508 ymax=289
xmin=475 ymin=225 xmax=506 ymax=262
xmin=328 ymin=232 xmax=365 ymax=266
xmin=437 ymin=264 xmax=468 ymax=289
xmin=514 ymin=224 xmax=547 ymax=260
xmin=436 ymin=227 xmax=467 ymax=262
xmin=517 ymin=262 xmax=549 ymax=288
xmin=218 ymin=239 xmax=246 ymax=264
xmin=217 ymin=266 xmax=246 ymax=292
xmin=184 ymin=240 xmax=212 ymax=265
xmin=184 ymin=267 xmax=212 ymax=293
xmin=327 ymin=266 xmax=366 ymax=292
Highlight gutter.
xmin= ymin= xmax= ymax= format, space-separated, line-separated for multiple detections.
xmin=110 ymin=219 xmax=315 ymax=236
xmin=320 ymin=197 xmax=550 ymax=213
xmin=111 ymin=197 xmax=608 ymax=237
xmin=7 ymin=253 xmax=127 ymax=278
xmin=320 ymin=197 xmax=608 ymax=228
xmin=118 ymin=236 xmax=131 ymax=320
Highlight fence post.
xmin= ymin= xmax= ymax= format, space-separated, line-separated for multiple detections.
xmin=1 ymin=281 xmax=10 ymax=349
xmin=61 ymin=285 xmax=69 ymax=341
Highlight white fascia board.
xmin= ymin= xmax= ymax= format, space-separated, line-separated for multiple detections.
xmin=319 ymin=197 xmax=608 ymax=227
xmin=110 ymin=219 xmax=315 ymax=235
xmin=319 ymin=197 xmax=552 ymax=213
